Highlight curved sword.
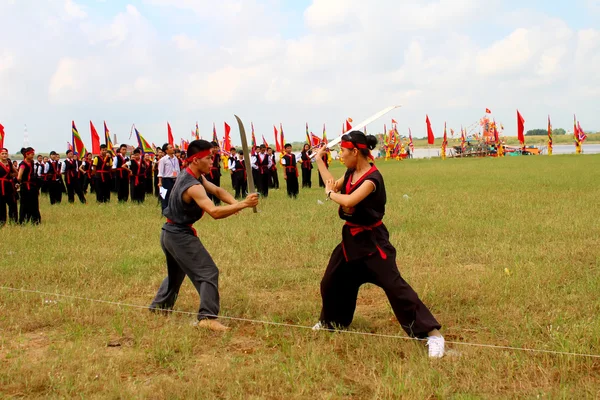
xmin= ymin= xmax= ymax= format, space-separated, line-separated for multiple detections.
xmin=234 ymin=115 xmax=258 ymax=213
xmin=310 ymin=105 xmax=402 ymax=157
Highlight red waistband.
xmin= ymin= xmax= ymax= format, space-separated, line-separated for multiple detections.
xmin=166 ymin=219 xmax=197 ymax=237
xmin=344 ymin=220 xmax=383 ymax=236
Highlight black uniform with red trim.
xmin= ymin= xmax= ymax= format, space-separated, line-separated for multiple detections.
xmin=45 ymin=159 xmax=63 ymax=204
xmin=93 ymin=154 xmax=113 ymax=203
xmin=317 ymin=164 xmax=441 ymax=338
xmin=114 ymin=154 xmax=130 ymax=202
xmin=129 ymin=158 xmax=147 ymax=203
xmin=282 ymin=153 xmax=299 ymax=198
xmin=204 ymin=153 xmax=221 ymax=205
xmin=256 ymin=152 xmax=270 ymax=197
xmin=63 ymin=158 xmax=86 ymax=204
xmin=318 ymin=153 xmax=329 ymax=188
xmin=0 ymin=159 xmax=18 ymax=225
xmin=232 ymin=157 xmax=247 ymax=199
xmin=300 ymin=150 xmax=312 ymax=188
xmin=18 ymin=160 xmax=41 ymax=224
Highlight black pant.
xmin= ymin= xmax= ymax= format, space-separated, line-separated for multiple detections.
xmin=318 ymin=171 xmax=325 ymax=188
xmin=205 ymin=172 xmax=221 ymax=205
xmin=0 ymin=192 xmax=18 ymax=225
xmin=160 ymin=178 xmax=176 ymax=212
xmin=145 ymin=176 xmax=153 ymax=195
xmin=233 ymin=172 xmax=247 ymax=199
xmin=66 ymin=179 xmax=86 ymax=204
xmin=48 ymin=180 xmax=62 ymax=204
xmin=252 ymin=169 xmax=260 ymax=193
xmin=150 ymin=229 xmax=220 ymax=320
xmin=154 ymin=174 xmax=160 ymax=197
xmin=318 ymin=244 xmax=441 ymax=338
xmin=301 ymin=167 xmax=312 ymax=188
xmin=259 ymin=170 xmax=269 ymax=197
xmin=117 ymin=177 xmax=129 ymax=202
xmin=95 ymin=174 xmax=112 ymax=203
xmin=269 ymin=168 xmax=279 ymax=189
xmin=285 ymin=170 xmax=299 ymax=198
xmin=130 ymin=179 xmax=145 ymax=203
xmin=19 ymin=185 xmax=41 ymax=224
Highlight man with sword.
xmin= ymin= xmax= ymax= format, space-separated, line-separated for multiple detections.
xmin=149 ymin=139 xmax=258 ymax=331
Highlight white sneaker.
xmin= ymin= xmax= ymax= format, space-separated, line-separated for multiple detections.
xmin=312 ymin=322 xmax=324 ymax=331
xmin=427 ymin=336 xmax=445 ymax=358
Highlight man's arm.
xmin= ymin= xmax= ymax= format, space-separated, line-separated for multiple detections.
xmin=200 ymin=176 xmax=237 ymax=205
xmin=185 ymin=184 xmax=258 ymax=220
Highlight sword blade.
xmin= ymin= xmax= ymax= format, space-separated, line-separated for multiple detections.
xmin=234 ymin=115 xmax=257 ymax=213
xmin=312 ymin=105 xmax=402 ymax=157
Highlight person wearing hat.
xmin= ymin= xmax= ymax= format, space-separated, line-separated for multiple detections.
xmin=61 ymin=149 xmax=86 ymax=204
xmin=0 ymin=147 xmax=18 ymax=225
xmin=17 ymin=147 xmax=41 ymax=224
xmin=204 ymin=141 xmax=222 ymax=205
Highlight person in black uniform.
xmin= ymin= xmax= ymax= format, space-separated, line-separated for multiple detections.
xmin=230 ymin=150 xmax=248 ymax=199
xmin=0 ymin=147 xmax=18 ymax=225
xmin=17 ymin=147 xmax=41 ymax=224
xmin=92 ymin=144 xmax=113 ymax=203
xmin=300 ymin=143 xmax=312 ymax=188
xmin=45 ymin=151 xmax=63 ymax=204
xmin=267 ymin=147 xmax=279 ymax=189
xmin=62 ymin=149 xmax=86 ymax=204
xmin=79 ymin=153 xmax=94 ymax=194
xmin=149 ymin=139 xmax=259 ymax=331
xmin=255 ymin=144 xmax=271 ymax=197
xmin=144 ymin=153 xmax=154 ymax=195
xmin=128 ymin=148 xmax=147 ymax=203
xmin=280 ymin=143 xmax=299 ymax=198
xmin=318 ymin=151 xmax=330 ymax=188
xmin=204 ymin=141 xmax=222 ymax=205
xmin=113 ymin=144 xmax=130 ymax=202
xmin=311 ymin=131 xmax=445 ymax=358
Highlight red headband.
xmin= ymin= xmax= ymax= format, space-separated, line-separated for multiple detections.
xmin=341 ymin=140 xmax=367 ymax=150
xmin=0 ymin=148 xmax=8 ymax=153
xmin=341 ymin=140 xmax=374 ymax=160
xmin=25 ymin=149 xmax=35 ymax=156
xmin=185 ymin=149 xmax=212 ymax=163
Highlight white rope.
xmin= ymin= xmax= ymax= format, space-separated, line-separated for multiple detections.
xmin=2 ymin=286 xmax=600 ymax=360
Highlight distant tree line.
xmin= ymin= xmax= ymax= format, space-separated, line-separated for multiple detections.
xmin=526 ymin=128 xmax=566 ymax=136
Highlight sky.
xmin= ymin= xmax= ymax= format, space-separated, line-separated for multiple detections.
xmin=1 ymin=0 xmax=599 ymax=151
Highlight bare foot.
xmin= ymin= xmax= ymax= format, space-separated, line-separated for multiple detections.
xmin=196 ymin=319 xmax=230 ymax=332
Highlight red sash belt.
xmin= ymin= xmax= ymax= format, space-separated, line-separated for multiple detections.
xmin=166 ymin=219 xmax=197 ymax=237
xmin=302 ymin=160 xmax=311 ymax=168
xmin=259 ymin=165 xmax=269 ymax=173
xmin=0 ymin=178 xmax=12 ymax=196
xmin=344 ymin=220 xmax=387 ymax=259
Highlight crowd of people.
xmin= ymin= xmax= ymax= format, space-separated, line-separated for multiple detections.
xmin=0 ymin=140 xmax=332 ymax=225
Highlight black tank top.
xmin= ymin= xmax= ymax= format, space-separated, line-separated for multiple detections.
xmin=163 ymin=168 xmax=205 ymax=234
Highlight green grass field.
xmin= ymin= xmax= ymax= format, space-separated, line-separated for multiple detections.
xmin=2 ymin=155 xmax=600 ymax=398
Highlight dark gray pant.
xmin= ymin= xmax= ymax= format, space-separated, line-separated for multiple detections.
xmin=150 ymin=229 xmax=220 ymax=320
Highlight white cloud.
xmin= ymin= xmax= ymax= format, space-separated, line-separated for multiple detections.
xmin=0 ymin=1 xmax=599 ymax=152
xmin=64 ymin=0 xmax=87 ymax=20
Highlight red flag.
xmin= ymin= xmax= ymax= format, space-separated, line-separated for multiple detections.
xmin=262 ymin=135 xmax=269 ymax=147
xmin=251 ymin=122 xmax=257 ymax=155
xmin=90 ymin=121 xmax=101 ymax=154
xmin=223 ymin=122 xmax=231 ymax=151
xmin=345 ymin=119 xmax=352 ymax=133
xmin=486 ymin=108 xmax=491 ymax=114
xmin=0 ymin=123 xmax=4 ymax=149
xmin=310 ymin=132 xmax=320 ymax=146
xmin=426 ymin=115 xmax=435 ymax=145
xmin=167 ymin=122 xmax=174 ymax=146
xmin=274 ymin=126 xmax=281 ymax=152
xmin=517 ymin=110 xmax=525 ymax=145
xmin=279 ymin=123 xmax=284 ymax=150
xmin=391 ymin=118 xmax=397 ymax=124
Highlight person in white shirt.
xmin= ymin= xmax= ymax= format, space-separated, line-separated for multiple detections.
xmin=157 ymin=143 xmax=180 ymax=213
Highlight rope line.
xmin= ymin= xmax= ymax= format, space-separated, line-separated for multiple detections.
xmin=2 ymin=286 xmax=599 ymax=359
